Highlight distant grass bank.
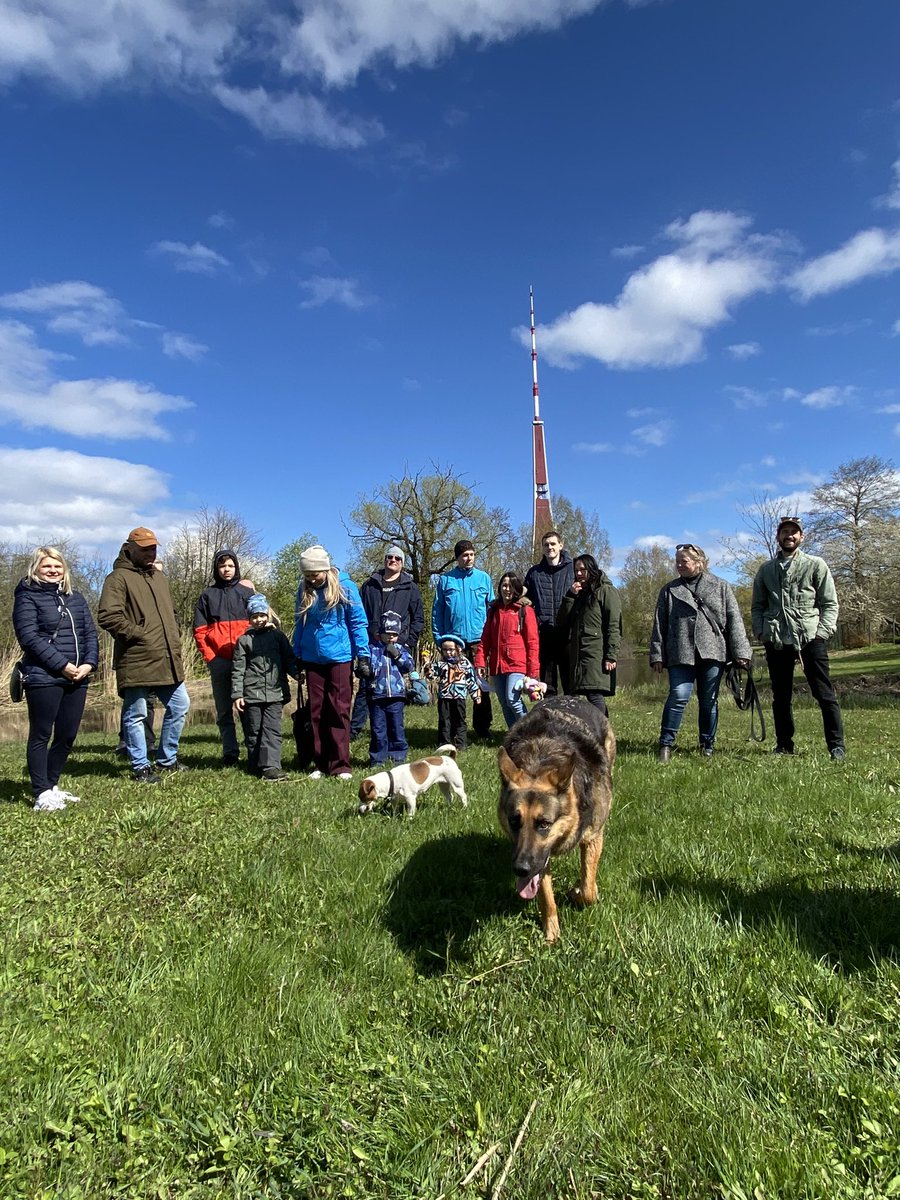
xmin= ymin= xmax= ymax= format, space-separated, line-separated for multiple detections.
xmin=2 ymin=690 xmax=899 ymax=1198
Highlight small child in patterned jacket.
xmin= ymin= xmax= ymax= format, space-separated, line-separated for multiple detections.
xmin=425 ymin=634 xmax=481 ymax=751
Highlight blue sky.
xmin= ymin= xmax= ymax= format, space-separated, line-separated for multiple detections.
xmin=1 ymin=0 xmax=898 ymax=579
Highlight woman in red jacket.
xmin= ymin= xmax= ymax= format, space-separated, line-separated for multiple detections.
xmin=475 ymin=573 xmax=540 ymax=728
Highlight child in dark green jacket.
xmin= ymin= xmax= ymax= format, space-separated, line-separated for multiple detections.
xmin=231 ymin=594 xmax=298 ymax=781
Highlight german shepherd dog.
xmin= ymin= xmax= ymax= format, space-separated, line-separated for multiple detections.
xmin=497 ymin=695 xmax=615 ymax=944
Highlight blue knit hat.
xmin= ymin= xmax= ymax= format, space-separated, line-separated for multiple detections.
xmin=247 ymin=593 xmax=269 ymax=615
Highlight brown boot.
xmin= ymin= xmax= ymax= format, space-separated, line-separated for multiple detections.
xmin=657 ymin=743 xmax=672 ymax=764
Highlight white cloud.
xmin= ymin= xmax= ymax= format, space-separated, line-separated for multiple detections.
xmin=894 ymin=318 xmax=900 ymax=336
xmin=299 ymin=275 xmax=374 ymax=309
xmin=727 ymin=341 xmax=760 ymax=360
xmin=789 ymin=228 xmax=900 ymax=300
xmin=877 ymin=158 xmax=900 ymax=211
xmin=806 ymin=318 xmax=873 ymax=336
xmin=632 ymin=419 xmax=673 ymax=447
xmin=280 ymin=0 xmax=610 ymax=86
xmin=151 ymin=240 xmax=230 ymax=274
xmin=725 ymin=385 xmax=769 ymax=409
xmin=761 ymin=455 xmax=776 ymax=468
xmin=573 ymin=441 xmax=612 ymax=453
xmin=161 ymin=331 xmax=209 ymax=361
xmin=208 ymin=210 xmax=236 ymax=229
xmin=0 ymin=445 xmax=180 ymax=552
xmin=877 ymin=403 xmax=900 ymax=414
xmin=0 ymin=280 xmax=130 ymax=346
xmin=625 ymin=406 xmax=659 ymax=418
xmin=0 ymin=0 xmax=625 ymax=146
xmin=530 ymin=210 xmax=781 ymax=370
xmin=635 ymin=534 xmax=673 ymax=549
xmin=611 ymin=244 xmax=644 ymax=259
xmin=213 ymin=84 xmax=382 ymax=148
xmin=0 ymin=320 xmax=191 ymax=440
xmin=794 ymin=386 xmax=854 ymax=410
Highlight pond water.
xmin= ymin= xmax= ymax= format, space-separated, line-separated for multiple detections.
xmin=0 ymin=696 xmax=219 ymax=744
xmin=0 ymin=658 xmax=660 ymax=743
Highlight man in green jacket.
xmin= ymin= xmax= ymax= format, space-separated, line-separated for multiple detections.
xmin=98 ymin=527 xmax=191 ymax=782
xmin=751 ymin=517 xmax=845 ymax=761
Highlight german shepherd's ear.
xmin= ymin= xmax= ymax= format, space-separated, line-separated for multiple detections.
xmin=541 ymin=751 xmax=576 ymax=791
xmin=498 ymin=747 xmax=530 ymax=789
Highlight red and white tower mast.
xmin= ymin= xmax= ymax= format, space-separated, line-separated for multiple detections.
xmin=530 ymin=286 xmax=553 ymax=557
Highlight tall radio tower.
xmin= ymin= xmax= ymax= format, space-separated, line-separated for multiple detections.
xmin=530 ymin=287 xmax=553 ymax=557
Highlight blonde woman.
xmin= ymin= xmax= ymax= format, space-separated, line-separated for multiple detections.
xmin=292 ymin=546 xmax=370 ymax=779
xmin=650 ymin=543 xmax=750 ymax=762
xmin=12 ymin=547 xmax=99 ymax=811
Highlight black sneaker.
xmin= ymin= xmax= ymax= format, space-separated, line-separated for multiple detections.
xmin=133 ymin=766 xmax=161 ymax=784
xmin=157 ymin=760 xmax=189 ymax=773
xmin=772 ymin=746 xmax=794 ymax=756
xmin=262 ymin=768 xmax=289 ymax=782
xmin=830 ymin=746 xmax=846 ymax=763
xmin=222 ymin=755 xmax=240 ymax=767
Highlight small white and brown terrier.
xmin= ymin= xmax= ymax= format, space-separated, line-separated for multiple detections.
xmin=357 ymin=744 xmax=468 ymax=818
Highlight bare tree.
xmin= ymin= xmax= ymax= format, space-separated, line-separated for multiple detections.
xmin=164 ymin=506 xmax=264 ymax=633
xmin=344 ymin=463 xmax=491 ymax=585
xmin=619 ymin=545 xmax=674 ymax=647
xmin=719 ymin=490 xmax=797 ymax=586
xmin=806 ymin=457 xmax=900 ymax=643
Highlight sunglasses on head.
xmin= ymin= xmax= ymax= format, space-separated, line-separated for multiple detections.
xmin=675 ymin=543 xmax=700 ymax=554
xmin=779 ymin=517 xmax=801 ymax=526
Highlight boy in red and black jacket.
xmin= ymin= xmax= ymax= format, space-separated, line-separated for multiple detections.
xmin=193 ymin=549 xmax=255 ymax=765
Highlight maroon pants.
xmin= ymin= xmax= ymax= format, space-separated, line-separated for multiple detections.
xmin=304 ymin=661 xmax=353 ymax=775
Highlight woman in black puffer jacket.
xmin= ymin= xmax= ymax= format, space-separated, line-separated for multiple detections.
xmin=12 ymin=546 xmax=99 ymax=812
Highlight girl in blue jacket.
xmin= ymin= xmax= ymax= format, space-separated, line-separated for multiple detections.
xmin=293 ymin=546 xmax=369 ymax=780
xmin=12 ymin=546 xmax=99 ymax=811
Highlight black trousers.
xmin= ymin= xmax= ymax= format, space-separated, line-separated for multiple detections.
xmin=464 ymin=642 xmax=492 ymax=736
xmin=764 ymin=640 xmax=844 ymax=752
xmin=243 ymin=702 xmax=284 ymax=773
xmin=437 ymin=697 xmax=467 ymax=750
xmin=538 ymin=626 xmax=569 ymax=695
xmin=25 ymin=683 xmax=88 ymax=797
xmin=579 ymin=690 xmax=608 ymax=717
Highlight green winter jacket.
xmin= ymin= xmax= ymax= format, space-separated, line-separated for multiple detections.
xmin=556 ymin=573 xmax=623 ymax=695
xmin=98 ymin=550 xmax=184 ymax=693
xmin=751 ymin=550 xmax=839 ymax=649
xmin=231 ymin=625 xmax=297 ymax=704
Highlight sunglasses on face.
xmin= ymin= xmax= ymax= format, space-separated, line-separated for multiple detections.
xmin=385 ymin=556 xmax=402 ymax=562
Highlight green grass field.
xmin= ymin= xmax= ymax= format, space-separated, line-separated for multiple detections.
xmin=2 ymin=658 xmax=900 ymax=1198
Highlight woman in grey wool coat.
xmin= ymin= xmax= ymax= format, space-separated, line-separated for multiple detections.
xmin=649 ymin=543 xmax=751 ymax=763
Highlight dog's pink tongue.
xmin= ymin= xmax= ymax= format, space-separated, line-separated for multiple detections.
xmin=517 ymin=873 xmax=541 ymax=901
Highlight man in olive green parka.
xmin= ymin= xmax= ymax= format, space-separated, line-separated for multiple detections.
xmin=99 ymin=527 xmax=190 ymax=782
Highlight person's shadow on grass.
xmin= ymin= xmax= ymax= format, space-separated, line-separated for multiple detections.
xmin=638 ymin=871 xmax=900 ymax=972
xmin=384 ymin=832 xmax=519 ymax=974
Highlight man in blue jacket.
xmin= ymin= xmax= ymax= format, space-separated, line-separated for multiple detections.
xmin=431 ymin=540 xmax=494 ymax=737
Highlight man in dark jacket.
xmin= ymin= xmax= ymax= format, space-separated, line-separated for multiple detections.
xmin=350 ymin=545 xmax=424 ymax=739
xmin=524 ymin=531 xmax=574 ymax=694
xmin=98 ymin=527 xmax=190 ymax=783
xmin=193 ymin=548 xmax=255 ymax=765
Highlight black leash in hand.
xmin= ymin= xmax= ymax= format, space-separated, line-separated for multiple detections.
xmin=723 ymin=660 xmax=766 ymax=743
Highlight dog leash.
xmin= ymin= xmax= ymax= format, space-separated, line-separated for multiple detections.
xmin=724 ymin=660 xmax=766 ymax=743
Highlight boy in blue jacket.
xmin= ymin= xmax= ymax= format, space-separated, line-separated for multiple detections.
xmin=367 ymin=612 xmax=413 ymax=766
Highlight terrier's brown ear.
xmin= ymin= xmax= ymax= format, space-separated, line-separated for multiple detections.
xmin=498 ymin=746 xmax=530 ymax=789
xmin=358 ymin=779 xmax=376 ymax=802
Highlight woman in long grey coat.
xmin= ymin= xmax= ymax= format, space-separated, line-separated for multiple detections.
xmin=649 ymin=544 xmax=750 ymax=762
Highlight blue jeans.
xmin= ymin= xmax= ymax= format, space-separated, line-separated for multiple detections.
xmin=491 ymin=673 xmax=527 ymax=728
xmin=121 ymin=683 xmax=190 ymax=769
xmin=659 ymin=660 xmax=724 ymax=749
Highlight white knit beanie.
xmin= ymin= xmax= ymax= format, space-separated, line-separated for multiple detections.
xmin=300 ymin=545 xmax=331 ymax=573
